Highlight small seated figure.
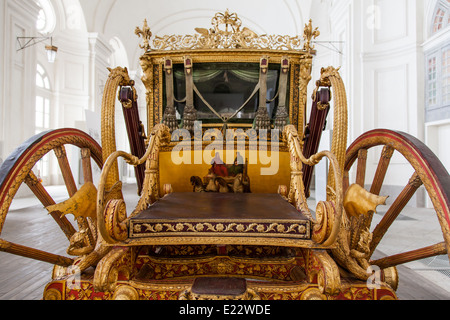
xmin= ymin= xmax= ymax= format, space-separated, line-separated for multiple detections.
xmin=211 ymin=152 xmax=229 ymax=177
xmin=190 ymin=153 xmax=250 ymax=193
xmin=227 ymin=153 xmax=244 ymax=177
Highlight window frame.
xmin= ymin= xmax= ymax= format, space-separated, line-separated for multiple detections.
xmin=425 ymin=1 xmax=450 ymax=122
xmin=35 ymin=0 xmax=56 ymax=35
xmin=35 ymin=63 xmax=52 ymax=134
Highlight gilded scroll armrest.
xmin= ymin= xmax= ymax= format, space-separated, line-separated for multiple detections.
xmin=283 ymin=125 xmax=343 ymax=247
xmin=96 ymin=124 xmax=171 ymax=244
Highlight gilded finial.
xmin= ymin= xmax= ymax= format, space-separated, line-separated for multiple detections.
xmin=303 ymin=19 xmax=320 ymax=52
xmin=135 ymin=19 xmax=153 ymax=51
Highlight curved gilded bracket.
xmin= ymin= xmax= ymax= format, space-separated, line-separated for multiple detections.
xmin=283 ymin=125 xmax=343 ymax=247
xmin=101 ymin=67 xmax=133 ymax=200
xmin=97 ymin=124 xmax=171 ymax=244
xmin=317 ymin=67 xmax=348 ymax=199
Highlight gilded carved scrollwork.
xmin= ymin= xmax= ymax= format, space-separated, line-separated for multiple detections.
xmin=43 ymin=288 xmax=63 ymax=300
xmin=312 ymin=201 xmax=336 ymax=245
xmin=306 ymin=250 xmax=341 ymax=296
xmin=136 ymin=10 xmax=316 ymax=52
xmin=318 ymin=67 xmax=348 ymax=201
xmin=113 ymin=285 xmax=140 ymax=300
xmin=101 ymin=67 xmax=133 ymax=201
xmin=97 ymin=124 xmax=171 ymax=244
xmin=103 ymin=199 xmax=128 ymax=242
xmin=311 ymin=66 xmax=379 ymax=282
xmin=94 ymin=247 xmax=133 ymax=292
xmin=283 ymin=125 xmax=343 ymax=248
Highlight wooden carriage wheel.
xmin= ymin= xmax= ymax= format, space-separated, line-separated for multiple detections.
xmin=0 ymin=128 xmax=102 ymax=267
xmin=344 ymin=129 xmax=450 ymax=269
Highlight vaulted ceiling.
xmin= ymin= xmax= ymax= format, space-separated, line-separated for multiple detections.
xmin=78 ymin=0 xmax=329 ymax=70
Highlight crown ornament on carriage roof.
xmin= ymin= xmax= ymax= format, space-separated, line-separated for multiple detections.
xmin=135 ymin=10 xmax=320 ymax=52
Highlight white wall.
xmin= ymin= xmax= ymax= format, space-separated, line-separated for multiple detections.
xmin=0 ymin=1 xmax=40 ymax=163
xmin=313 ymin=0 xmax=434 ymax=207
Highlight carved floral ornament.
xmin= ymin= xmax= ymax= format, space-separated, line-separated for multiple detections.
xmin=135 ymin=10 xmax=320 ymax=52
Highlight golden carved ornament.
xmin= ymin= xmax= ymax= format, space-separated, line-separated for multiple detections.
xmin=135 ymin=19 xmax=152 ymax=51
xmin=134 ymin=221 xmax=308 ymax=237
xmin=382 ymin=267 xmax=399 ymax=292
xmin=136 ymin=10 xmax=318 ymax=52
xmin=97 ymin=124 xmax=171 ymax=244
xmin=283 ymin=125 xmax=343 ymax=247
xmin=303 ymin=19 xmax=320 ymax=52
xmin=307 ymin=250 xmax=341 ymax=295
xmin=113 ymin=285 xmax=140 ymax=300
xmin=315 ymin=67 xmax=348 ymax=203
xmin=300 ymin=288 xmax=327 ymax=300
xmin=101 ymin=66 xmax=133 ymax=201
xmin=46 ymin=182 xmax=98 ymax=221
xmin=312 ymin=201 xmax=336 ymax=244
xmin=43 ymin=288 xmax=62 ymax=300
xmin=344 ymin=184 xmax=388 ymax=219
xmin=103 ymin=199 xmax=128 ymax=242
xmin=94 ymin=247 xmax=132 ymax=292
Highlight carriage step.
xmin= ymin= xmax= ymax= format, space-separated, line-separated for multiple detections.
xmin=192 ymin=277 xmax=247 ymax=296
xmin=181 ymin=277 xmax=251 ymax=300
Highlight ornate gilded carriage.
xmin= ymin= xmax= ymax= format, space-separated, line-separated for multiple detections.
xmin=0 ymin=11 xmax=449 ymax=301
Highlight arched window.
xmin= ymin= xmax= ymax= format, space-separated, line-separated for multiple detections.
xmin=35 ymin=63 xmax=53 ymax=183
xmin=430 ymin=0 xmax=450 ymax=35
xmin=433 ymin=7 xmax=446 ymax=33
xmin=425 ymin=0 xmax=450 ymax=122
xmin=35 ymin=64 xmax=51 ymax=134
xmin=36 ymin=0 xmax=56 ymax=35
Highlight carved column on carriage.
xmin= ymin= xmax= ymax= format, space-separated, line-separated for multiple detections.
xmin=273 ymin=57 xmax=291 ymax=131
xmin=254 ymin=56 xmax=271 ymax=131
xmin=140 ymin=55 xmax=155 ymax=133
xmin=136 ymin=20 xmax=155 ymax=134
xmin=182 ymin=56 xmax=198 ymax=133
xmin=296 ymin=19 xmax=320 ymax=139
xmin=297 ymin=58 xmax=313 ymax=139
xmin=162 ymin=58 xmax=179 ymax=132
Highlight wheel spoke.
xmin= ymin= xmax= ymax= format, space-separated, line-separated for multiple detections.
xmin=370 ymin=146 xmax=395 ymax=195
xmin=370 ymin=145 xmax=395 ymax=195
xmin=355 ymin=149 xmax=367 ymax=187
xmin=370 ymin=172 xmax=423 ymax=255
xmin=81 ymin=148 xmax=93 ymax=183
xmin=0 ymin=238 xmax=74 ymax=267
xmin=344 ymin=129 xmax=450 ymax=276
xmin=370 ymin=242 xmax=447 ymax=270
xmin=24 ymin=171 xmax=76 ymax=239
xmin=54 ymin=146 xmax=77 ymax=197
xmin=0 ymin=128 xmax=103 ymax=268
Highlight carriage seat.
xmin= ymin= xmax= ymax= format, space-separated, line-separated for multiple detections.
xmin=128 ymin=192 xmax=311 ymax=244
